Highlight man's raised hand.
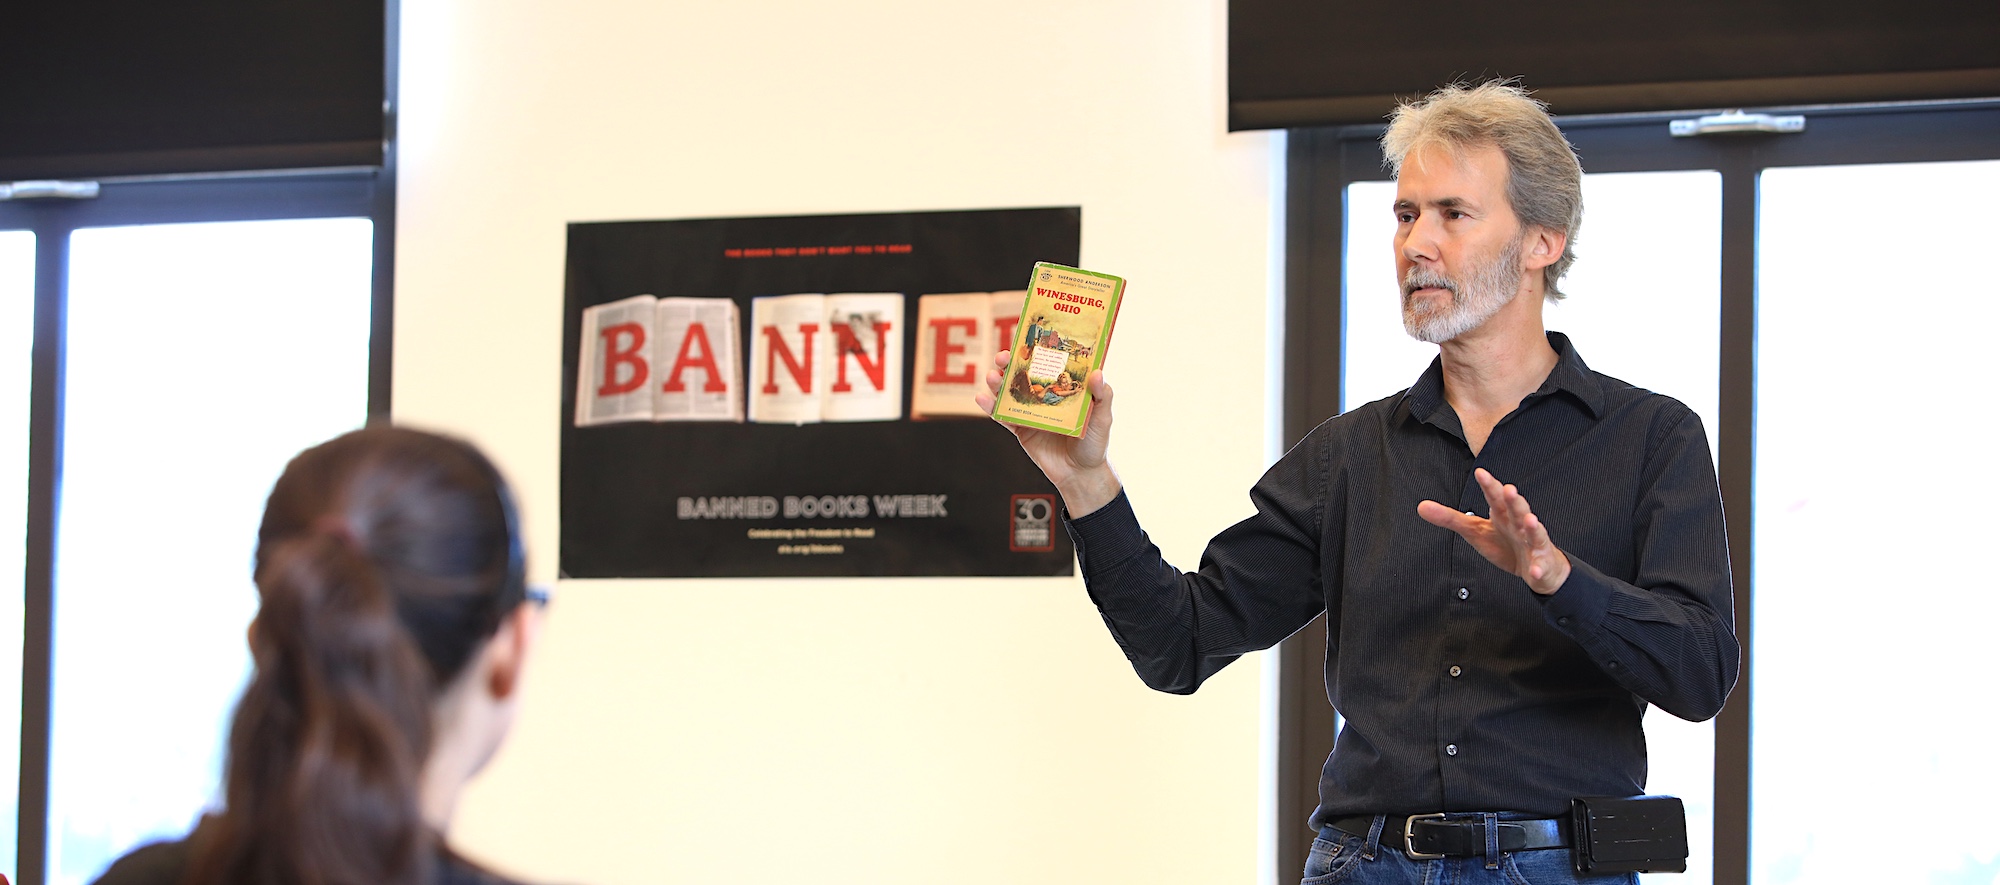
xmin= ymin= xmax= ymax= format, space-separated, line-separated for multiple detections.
xmin=974 ymin=350 xmax=1122 ymax=517
xmin=1415 ymin=468 xmax=1572 ymax=595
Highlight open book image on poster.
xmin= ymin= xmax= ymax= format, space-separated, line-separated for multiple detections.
xmin=992 ymin=263 xmax=1124 ymax=437
xmin=576 ymin=294 xmax=744 ymax=425
xmin=749 ymin=292 xmax=905 ymax=424
xmin=910 ymin=290 xmax=1026 ymax=419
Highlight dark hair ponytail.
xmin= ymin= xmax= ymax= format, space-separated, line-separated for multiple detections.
xmin=187 ymin=427 xmax=522 ymax=885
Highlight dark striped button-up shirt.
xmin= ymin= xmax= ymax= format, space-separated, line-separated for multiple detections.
xmin=1067 ymin=332 xmax=1738 ymax=825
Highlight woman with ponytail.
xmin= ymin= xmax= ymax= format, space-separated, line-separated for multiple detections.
xmin=92 ymin=427 xmax=543 ymax=885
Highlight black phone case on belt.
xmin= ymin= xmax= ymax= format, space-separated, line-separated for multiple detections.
xmin=1569 ymin=795 xmax=1689 ymax=874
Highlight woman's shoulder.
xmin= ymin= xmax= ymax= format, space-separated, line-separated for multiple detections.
xmin=92 ymin=834 xmax=543 ymax=885
xmin=438 ymin=848 xmax=539 ymax=885
xmin=89 ymin=837 xmax=193 ymax=885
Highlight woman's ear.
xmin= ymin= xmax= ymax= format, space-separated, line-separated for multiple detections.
xmin=484 ymin=603 xmax=541 ymax=701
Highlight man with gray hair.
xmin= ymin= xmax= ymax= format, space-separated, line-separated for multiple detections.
xmin=979 ymin=80 xmax=1737 ymax=883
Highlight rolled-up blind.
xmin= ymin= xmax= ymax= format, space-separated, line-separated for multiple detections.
xmin=1230 ymin=0 xmax=2000 ymax=130
xmin=1 ymin=1 xmax=385 ymax=180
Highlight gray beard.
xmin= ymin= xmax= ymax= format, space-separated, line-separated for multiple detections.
xmin=1401 ymin=236 xmax=1526 ymax=344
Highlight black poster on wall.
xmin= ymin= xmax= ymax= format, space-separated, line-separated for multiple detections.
xmin=560 ymin=207 xmax=1080 ymax=578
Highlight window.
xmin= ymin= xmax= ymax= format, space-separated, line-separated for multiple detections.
xmin=1 ymin=171 xmax=390 ymax=885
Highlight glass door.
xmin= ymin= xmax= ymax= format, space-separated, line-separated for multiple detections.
xmin=1281 ymin=101 xmax=2000 ymax=885
xmin=1750 ymin=158 xmax=2000 ymax=884
xmin=1342 ymin=169 xmax=1723 ymax=884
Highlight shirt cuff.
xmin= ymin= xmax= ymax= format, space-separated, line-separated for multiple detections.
xmin=1541 ymin=556 xmax=1615 ymax=636
xmin=1064 ymin=489 xmax=1150 ymax=577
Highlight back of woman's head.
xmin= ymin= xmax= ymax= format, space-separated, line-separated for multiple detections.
xmin=189 ymin=426 xmax=524 ymax=885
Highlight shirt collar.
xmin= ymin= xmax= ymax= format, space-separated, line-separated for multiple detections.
xmin=1395 ymin=330 xmax=1606 ymax=424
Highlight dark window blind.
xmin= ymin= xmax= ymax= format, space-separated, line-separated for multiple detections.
xmin=1230 ymin=0 xmax=2000 ymax=130
xmin=2 ymin=1 xmax=386 ymax=180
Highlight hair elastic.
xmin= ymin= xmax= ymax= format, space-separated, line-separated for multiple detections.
xmin=310 ymin=514 xmax=362 ymax=552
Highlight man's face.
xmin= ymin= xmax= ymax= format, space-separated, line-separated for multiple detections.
xmin=1393 ymin=144 xmax=1529 ymax=344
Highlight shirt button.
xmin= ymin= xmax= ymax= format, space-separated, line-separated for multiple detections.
xmin=1457 ymin=587 xmax=1470 ymax=600
xmin=1557 ymin=616 xmax=1571 ymax=626
xmin=1608 ymin=661 xmax=1621 ymax=670
xmin=1446 ymin=744 xmax=1459 ymax=756
xmin=1449 ymin=665 xmax=1462 ymax=677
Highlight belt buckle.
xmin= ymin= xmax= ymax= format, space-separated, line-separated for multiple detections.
xmin=1403 ymin=812 xmax=1447 ymax=860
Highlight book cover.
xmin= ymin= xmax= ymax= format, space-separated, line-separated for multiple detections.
xmin=991 ymin=263 xmax=1124 ymax=436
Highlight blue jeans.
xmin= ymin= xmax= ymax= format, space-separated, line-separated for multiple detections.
xmin=1301 ymin=819 xmax=1640 ymax=885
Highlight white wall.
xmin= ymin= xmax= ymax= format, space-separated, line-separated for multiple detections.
xmin=394 ymin=2 xmax=1279 ymax=882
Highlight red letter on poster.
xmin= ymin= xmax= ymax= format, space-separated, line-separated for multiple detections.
xmin=925 ymin=317 xmax=977 ymax=384
xmin=761 ymin=323 xmax=819 ymax=394
xmin=662 ymin=322 xmax=727 ymax=393
xmin=597 ymin=322 xmax=649 ymax=395
xmin=832 ymin=321 xmax=892 ymax=392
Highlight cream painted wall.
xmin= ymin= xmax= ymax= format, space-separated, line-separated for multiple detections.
xmin=393 ymin=2 xmax=1279 ymax=883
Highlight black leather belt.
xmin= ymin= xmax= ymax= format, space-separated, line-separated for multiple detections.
xmin=1331 ymin=814 xmax=1569 ymax=860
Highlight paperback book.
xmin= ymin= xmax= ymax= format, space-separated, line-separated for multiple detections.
xmin=991 ymin=263 xmax=1124 ymax=437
